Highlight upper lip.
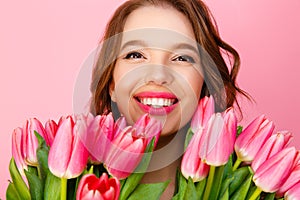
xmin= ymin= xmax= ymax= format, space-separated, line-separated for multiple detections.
xmin=134 ymin=91 xmax=178 ymax=99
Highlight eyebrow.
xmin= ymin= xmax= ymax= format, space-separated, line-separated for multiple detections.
xmin=120 ymin=39 xmax=199 ymax=55
xmin=120 ymin=40 xmax=148 ymax=51
xmin=172 ymin=43 xmax=199 ymax=55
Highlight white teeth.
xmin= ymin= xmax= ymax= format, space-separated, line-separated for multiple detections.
xmin=158 ymin=98 xmax=164 ymax=106
xmin=138 ymin=97 xmax=176 ymax=107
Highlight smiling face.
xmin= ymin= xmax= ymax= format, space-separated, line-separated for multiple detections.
xmin=110 ymin=5 xmax=204 ymax=136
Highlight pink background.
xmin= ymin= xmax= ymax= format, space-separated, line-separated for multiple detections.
xmin=1 ymin=0 xmax=299 ymax=198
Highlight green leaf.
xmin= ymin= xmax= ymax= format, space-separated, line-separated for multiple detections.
xmin=209 ymin=165 xmax=225 ymax=200
xmin=173 ymin=169 xmax=187 ymax=199
xmin=264 ymin=192 xmax=276 ymax=200
xmin=230 ymin=174 xmax=253 ymax=200
xmin=27 ymin=165 xmax=38 ymax=175
xmin=36 ymin=141 xmax=50 ymax=181
xmin=237 ymin=126 xmax=243 ymax=136
xmin=195 ymin=178 xmax=206 ymax=199
xmin=25 ymin=169 xmax=43 ymax=200
xmin=219 ymin=188 xmax=229 ymax=200
xmin=245 ymin=184 xmax=259 ymax=200
xmin=184 ymin=128 xmax=194 ymax=150
xmin=6 ymin=182 xmax=21 ymax=200
xmin=34 ymin=131 xmax=47 ymax=148
xmin=228 ymin=166 xmax=250 ymax=196
xmin=219 ymin=176 xmax=234 ymax=198
xmin=203 ymin=165 xmax=225 ymax=200
xmin=127 ymin=181 xmax=170 ymax=200
xmin=171 ymin=194 xmax=179 ymax=200
xmin=183 ymin=177 xmax=197 ymax=200
xmin=44 ymin=172 xmax=61 ymax=200
xmin=8 ymin=158 xmax=31 ymax=200
xmin=119 ymin=138 xmax=155 ymax=200
xmin=223 ymin=155 xmax=233 ymax=180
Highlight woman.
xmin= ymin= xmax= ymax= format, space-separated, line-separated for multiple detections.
xmin=90 ymin=0 xmax=248 ymax=198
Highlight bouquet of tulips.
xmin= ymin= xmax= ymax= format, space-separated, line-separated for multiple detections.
xmin=6 ymin=96 xmax=300 ymax=200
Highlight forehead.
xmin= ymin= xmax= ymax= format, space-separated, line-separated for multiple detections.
xmin=123 ymin=5 xmax=196 ymax=40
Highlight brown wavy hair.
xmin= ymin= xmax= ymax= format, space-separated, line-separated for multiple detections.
xmin=90 ymin=0 xmax=250 ymax=115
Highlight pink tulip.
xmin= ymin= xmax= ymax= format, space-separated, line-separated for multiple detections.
xmin=234 ymin=115 xmax=275 ymax=162
xmin=48 ymin=115 xmax=89 ymax=179
xmin=44 ymin=119 xmax=58 ymax=147
xmin=105 ymin=126 xmax=147 ymax=179
xmin=199 ymin=108 xmax=237 ymax=166
xmin=191 ymin=96 xmax=215 ymax=133
xmin=23 ymin=118 xmax=47 ymax=165
xmin=253 ymin=147 xmax=297 ymax=193
xmin=133 ymin=113 xmax=162 ymax=146
xmin=76 ymin=173 xmax=120 ymax=200
xmin=113 ymin=116 xmax=127 ymax=138
xmin=12 ymin=118 xmax=49 ymax=175
xmin=181 ymin=128 xmax=209 ymax=182
xmin=251 ymin=131 xmax=293 ymax=172
xmin=284 ymin=181 xmax=300 ymax=200
xmin=83 ymin=113 xmax=115 ymax=163
xmin=277 ymin=152 xmax=300 ymax=197
xmin=12 ymin=127 xmax=27 ymax=176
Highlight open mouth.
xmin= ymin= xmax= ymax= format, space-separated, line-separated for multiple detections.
xmin=134 ymin=92 xmax=179 ymax=115
xmin=135 ymin=97 xmax=178 ymax=108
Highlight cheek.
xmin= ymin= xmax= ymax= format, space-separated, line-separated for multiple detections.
xmin=179 ymin=69 xmax=204 ymax=99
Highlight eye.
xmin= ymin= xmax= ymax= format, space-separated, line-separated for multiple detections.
xmin=173 ymin=55 xmax=195 ymax=63
xmin=124 ymin=51 xmax=145 ymax=59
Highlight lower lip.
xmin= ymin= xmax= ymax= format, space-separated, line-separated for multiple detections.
xmin=135 ymin=99 xmax=178 ymax=115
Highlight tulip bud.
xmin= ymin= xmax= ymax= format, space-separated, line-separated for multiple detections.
xmin=181 ymin=128 xmax=209 ymax=182
xmin=199 ymin=108 xmax=237 ymax=166
xmin=48 ymin=115 xmax=89 ymax=179
xmin=105 ymin=127 xmax=147 ymax=179
xmin=252 ymin=131 xmax=293 ymax=172
xmin=191 ymin=96 xmax=215 ymax=133
xmin=114 ymin=116 xmax=127 ymax=138
xmin=23 ymin=118 xmax=47 ymax=166
xmin=44 ymin=119 xmax=58 ymax=147
xmin=234 ymin=115 xmax=275 ymax=162
xmin=76 ymin=173 xmax=120 ymax=200
xmin=84 ymin=113 xmax=114 ymax=163
xmin=11 ymin=128 xmax=27 ymax=176
xmin=277 ymin=151 xmax=300 ymax=197
xmin=133 ymin=114 xmax=162 ymax=146
xmin=253 ymin=147 xmax=297 ymax=193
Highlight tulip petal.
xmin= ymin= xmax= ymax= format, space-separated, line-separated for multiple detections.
xmin=252 ymin=132 xmax=291 ymax=172
xmin=48 ymin=116 xmax=73 ymax=178
xmin=181 ymin=128 xmax=209 ymax=182
xmin=76 ymin=173 xmax=120 ymax=200
xmin=285 ymin=181 xmax=300 ymax=200
xmin=253 ymin=147 xmax=297 ymax=193
xmin=235 ymin=115 xmax=274 ymax=161
xmin=12 ymin=128 xmax=27 ymax=176
xmin=191 ymin=96 xmax=215 ymax=133
xmin=45 ymin=119 xmax=58 ymax=147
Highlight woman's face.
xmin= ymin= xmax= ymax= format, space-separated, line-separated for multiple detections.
xmin=110 ymin=5 xmax=204 ymax=136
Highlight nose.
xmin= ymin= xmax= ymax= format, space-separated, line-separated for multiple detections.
xmin=144 ymin=64 xmax=174 ymax=85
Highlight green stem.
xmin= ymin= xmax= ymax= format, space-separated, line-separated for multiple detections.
xmin=37 ymin=166 xmax=42 ymax=179
xmin=61 ymin=178 xmax=67 ymax=200
xmin=203 ymin=166 xmax=216 ymax=200
xmin=232 ymin=158 xmax=242 ymax=171
xmin=249 ymin=187 xmax=262 ymax=200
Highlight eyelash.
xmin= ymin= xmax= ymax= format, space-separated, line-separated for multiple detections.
xmin=124 ymin=51 xmax=145 ymax=60
xmin=123 ymin=51 xmax=196 ymax=64
xmin=172 ymin=55 xmax=196 ymax=63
